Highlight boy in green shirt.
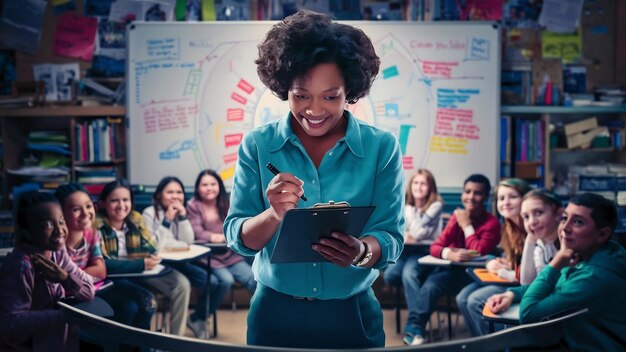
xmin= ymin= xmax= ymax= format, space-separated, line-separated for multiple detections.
xmin=487 ymin=193 xmax=626 ymax=351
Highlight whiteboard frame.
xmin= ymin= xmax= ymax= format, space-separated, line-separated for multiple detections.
xmin=126 ymin=21 xmax=501 ymax=193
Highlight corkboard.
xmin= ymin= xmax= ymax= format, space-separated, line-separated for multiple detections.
xmin=16 ymin=0 xmax=92 ymax=81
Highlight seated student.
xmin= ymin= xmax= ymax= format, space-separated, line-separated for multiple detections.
xmin=95 ymin=179 xmax=191 ymax=335
xmin=402 ymin=174 xmax=501 ymax=345
xmin=518 ymin=190 xmax=562 ymax=285
xmin=142 ymin=176 xmax=209 ymax=338
xmin=384 ymin=169 xmax=443 ymax=292
xmin=186 ymin=169 xmax=256 ymax=336
xmin=55 ymin=183 xmax=106 ymax=284
xmin=458 ymin=186 xmax=561 ymax=337
xmin=487 ymin=193 xmax=626 ymax=351
xmin=0 ymin=192 xmax=95 ymax=351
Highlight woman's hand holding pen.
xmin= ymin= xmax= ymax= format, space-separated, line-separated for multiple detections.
xmin=31 ymin=253 xmax=68 ymax=283
xmin=312 ymin=231 xmax=363 ymax=267
xmin=144 ymin=253 xmax=161 ymax=270
xmin=266 ymin=172 xmax=305 ymax=221
xmin=486 ymin=291 xmax=514 ymax=314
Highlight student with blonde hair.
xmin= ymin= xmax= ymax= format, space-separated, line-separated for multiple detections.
xmin=384 ymin=169 xmax=443 ymax=294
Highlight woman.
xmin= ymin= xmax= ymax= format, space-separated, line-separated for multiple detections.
xmin=224 ymin=10 xmax=404 ymax=349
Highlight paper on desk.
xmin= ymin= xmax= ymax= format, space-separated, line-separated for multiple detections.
xmin=483 ymin=303 xmax=520 ymax=321
xmin=418 ymin=255 xmax=451 ymax=265
xmin=159 ymin=244 xmax=210 ymax=261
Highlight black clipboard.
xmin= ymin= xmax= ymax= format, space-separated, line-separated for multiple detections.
xmin=270 ymin=202 xmax=375 ymax=263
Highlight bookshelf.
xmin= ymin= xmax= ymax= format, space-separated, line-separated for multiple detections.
xmin=0 ymin=105 xmax=126 ymax=209
xmin=501 ymin=104 xmax=626 ymax=190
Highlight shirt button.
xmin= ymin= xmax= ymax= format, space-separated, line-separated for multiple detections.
xmin=312 ymin=180 xmax=316 ymax=184
xmin=313 ymin=263 xmax=317 ymax=267
xmin=329 ymin=152 xmax=333 ymax=156
xmin=312 ymin=287 xmax=317 ymax=292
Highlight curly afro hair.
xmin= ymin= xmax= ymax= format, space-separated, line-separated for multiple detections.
xmin=255 ymin=10 xmax=380 ymax=104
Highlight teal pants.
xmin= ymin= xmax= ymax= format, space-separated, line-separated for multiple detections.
xmin=247 ymin=284 xmax=385 ymax=349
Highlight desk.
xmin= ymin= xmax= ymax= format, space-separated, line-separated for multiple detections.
xmin=194 ymin=242 xmax=229 ymax=337
xmin=392 ymin=242 xmax=431 ymax=333
xmin=166 ymin=242 xmax=216 ymax=337
xmin=482 ymin=303 xmax=520 ymax=333
xmin=466 ymin=268 xmax=519 ymax=287
xmin=106 ymin=264 xmax=172 ymax=279
xmin=159 ymin=244 xmax=211 ymax=262
xmin=416 ymin=254 xmax=488 ymax=339
xmin=60 ymin=296 xmax=115 ymax=318
xmin=195 ymin=242 xmax=228 ymax=255
xmin=418 ymin=254 xmax=488 ymax=268
xmin=0 ymin=247 xmax=11 ymax=268
xmin=0 ymin=247 xmax=12 ymax=257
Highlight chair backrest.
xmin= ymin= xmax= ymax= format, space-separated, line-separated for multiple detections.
xmin=408 ymin=308 xmax=588 ymax=352
xmin=58 ymin=300 xmax=587 ymax=352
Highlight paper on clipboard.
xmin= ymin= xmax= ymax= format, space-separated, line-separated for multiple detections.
xmin=270 ymin=202 xmax=375 ymax=263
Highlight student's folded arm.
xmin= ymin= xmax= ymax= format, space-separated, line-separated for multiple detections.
xmin=408 ymin=203 xmax=442 ymax=241
xmin=85 ymin=235 xmax=106 ymax=280
xmin=519 ymin=235 xmax=537 ymax=285
xmin=465 ymin=217 xmax=501 ymax=255
xmin=430 ymin=216 xmax=456 ymax=258
xmin=224 ymin=133 xmax=266 ymax=256
xmin=177 ymin=219 xmax=195 ymax=243
xmin=506 ymin=284 xmax=528 ymax=303
xmin=365 ymin=133 xmax=405 ymax=269
xmin=518 ymin=265 xmax=597 ymax=323
xmin=142 ymin=207 xmax=171 ymax=244
xmin=59 ymin=250 xmax=95 ymax=301
xmin=419 ymin=201 xmax=443 ymax=228
xmin=85 ymin=257 xmax=106 ymax=281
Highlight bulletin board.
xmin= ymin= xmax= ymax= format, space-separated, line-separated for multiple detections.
xmin=126 ymin=21 xmax=501 ymax=190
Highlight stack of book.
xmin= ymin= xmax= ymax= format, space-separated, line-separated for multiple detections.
xmin=75 ymin=166 xmax=117 ymax=197
xmin=8 ymin=131 xmax=71 ymax=191
xmin=74 ymin=118 xmax=121 ymax=162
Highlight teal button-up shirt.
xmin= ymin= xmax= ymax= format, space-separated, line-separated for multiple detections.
xmin=224 ymin=111 xmax=404 ymax=300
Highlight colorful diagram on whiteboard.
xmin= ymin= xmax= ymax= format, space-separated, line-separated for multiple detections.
xmin=129 ymin=24 xmax=497 ymax=189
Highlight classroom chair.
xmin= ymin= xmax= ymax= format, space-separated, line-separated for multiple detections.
xmin=153 ymin=292 xmax=170 ymax=334
xmin=229 ymin=281 xmax=246 ymax=312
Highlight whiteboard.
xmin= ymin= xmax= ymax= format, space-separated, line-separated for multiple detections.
xmin=127 ymin=21 xmax=500 ymax=191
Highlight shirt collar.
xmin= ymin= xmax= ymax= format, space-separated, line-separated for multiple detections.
xmin=267 ymin=111 xmax=364 ymax=158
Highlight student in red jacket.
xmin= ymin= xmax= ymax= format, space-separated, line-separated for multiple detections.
xmin=402 ymin=174 xmax=501 ymax=345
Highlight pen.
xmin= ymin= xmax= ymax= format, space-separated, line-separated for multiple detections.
xmin=266 ymin=162 xmax=308 ymax=201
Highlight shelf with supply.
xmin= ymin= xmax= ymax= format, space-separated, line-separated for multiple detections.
xmin=0 ymin=106 xmax=126 ymax=208
xmin=500 ymin=105 xmax=626 ymax=190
